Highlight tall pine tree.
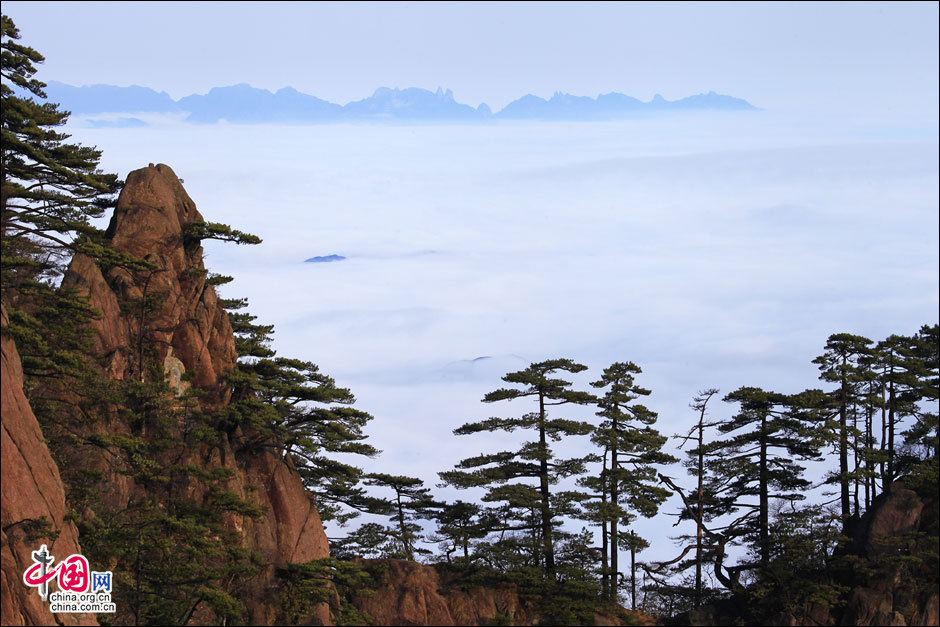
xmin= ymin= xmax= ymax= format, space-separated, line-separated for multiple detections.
xmin=222 ymin=300 xmax=386 ymax=528
xmin=439 ymin=359 xmax=595 ymax=578
xmin=1 ymin=14 xmax=120 ymax=304
xmin=587 ymin=361 xmax=675 ymax=602
xmin=712 ymin=387 xmax=822 ymax=569
xmin=813 ymin=333 xmax=873 ymax=522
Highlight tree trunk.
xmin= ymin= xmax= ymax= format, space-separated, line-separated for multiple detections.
xmin=865 ymin=396 xmax=873 ymax=510
xmin=880 ymin=372 xmax=887 ymax=493
xmin=610 ymin=414 xmax=620 ymax=603
xmin=630 ymin=539 xmax=637 ymax=611
xmin=887 ymin=376 xmax=896 ymax=490
xmin=601 ymin=450 xmax=609 ymax=600
xmin=538 ymin=392 xmax=555 ymax=577
xmin=839 ymin=360 xmax=851 ymax=522
xmin=695 ymin=419 xmax=704 ymax=609
xmin=853 ymin=404 xmax=860 ymax=517
xmin=759 ymin=412 xmax=769 ymax=569
xmin=396 ymin=491 xmax=413 ymax=560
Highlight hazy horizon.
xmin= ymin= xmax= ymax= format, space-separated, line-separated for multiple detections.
xmin=3 ymin=2 xmax=937 ymax=120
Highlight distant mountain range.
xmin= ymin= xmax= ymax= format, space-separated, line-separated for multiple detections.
xmin=35 ymin=81 xmax=759 ymax=124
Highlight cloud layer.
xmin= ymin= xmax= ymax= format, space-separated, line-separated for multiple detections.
xmin=68 ymin=111 xmax=939 ymax=562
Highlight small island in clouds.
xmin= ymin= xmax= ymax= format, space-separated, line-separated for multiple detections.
xmin=38 ymin=80 xmax=760 ymax=124
xmin=305 ymin=254 xmax=346 ymax=263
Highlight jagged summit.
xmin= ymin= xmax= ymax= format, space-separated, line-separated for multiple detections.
xmin=34 ymin=81 xmax=760 ymax=123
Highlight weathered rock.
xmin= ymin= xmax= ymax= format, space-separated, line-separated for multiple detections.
xmin=62 ymin=163 xmax=237 ymax=398
xmin=912 ymin=593 xmax=938 ymax=627
xmin=1 ymin=306 xmax=97 ymax=626
xmin=841 ymin=588 xmax=895 ymax=626
xmin=854 ymin=481 xmax=926 ymax=557
xmin=341 ymin=559 xmax=655 ymax=626
xmin=55 ymin=164 xmax=331 ymax=624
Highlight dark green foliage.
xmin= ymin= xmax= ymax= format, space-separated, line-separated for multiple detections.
xmin=181 ymin=219 xmax=261 ymax=246
xmin=277 ymin=558 xmax=380 ymax=626
xmin=439 ymin=358 xmax=596 ymax=578
xmin=363 ymin=473 xmax=434 ymax=560
xmin=1 ymin=14 xmax=120 ymax=304
xmin=205 ymin=272 xmax=233 ymax=286
xmin=449 ymin=562 xmax=626 ymax=625
xmin=430 ymin=500 xmax=495 ymax=564
xmin=222 ymin=298 xmax=385 ymax=528
xmin=585 ymin=361 xmax=676 ymax=603
xmin=903 ymin=324 xmax=939 ymax=487
xmin=875 ymin=333 xmax=926 ymax=487
xmin=331 ymin=522 xmax=398 ymax=560
xmin=743 ymin=503 xmax=848 ymax=618
xmin=708 ymin=387 xmax=822 ymax=572
xmin=813 ymin=333 xmax=874 ymax=521
xmin=5 ymin=286 xmax=97 ymax=379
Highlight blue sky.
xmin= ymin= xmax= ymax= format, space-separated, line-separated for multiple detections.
xmin=3 ymin=1 xmax=938 ymax=119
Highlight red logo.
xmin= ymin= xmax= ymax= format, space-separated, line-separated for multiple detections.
xmin=58 ymin=555 xmax=89 ymax=592
xmin=22 ymin=545 xmax=94 ymax=599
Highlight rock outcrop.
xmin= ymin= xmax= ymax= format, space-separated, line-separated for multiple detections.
xmin=337 ymin=559 xmax=656 ymax=626
xmin=668 ymin=480 xmax=939 ymax=627
xmin=62 ymin=163 xmax=237 ymax=395
xmin=838 ymin=480 xmax=939 ymax=627
xmin=69 ymin=164 xmax=330 ymax=624
xmin=2 ymin=164 xmax=330 ymax=625
xmin=1 ymin=306 xmax=97 ymax=626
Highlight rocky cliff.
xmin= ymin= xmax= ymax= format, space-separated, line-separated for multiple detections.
xmin=1 ymin=164 xmax=330 ymax=625
xmin=838 ymin=480 xmax=938 ymax=627
xmin=1 ymin=306 xmax=98 ymax=626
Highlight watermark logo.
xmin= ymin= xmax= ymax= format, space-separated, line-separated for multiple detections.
xmin=22 ymin=544 xmax=115 ymax=614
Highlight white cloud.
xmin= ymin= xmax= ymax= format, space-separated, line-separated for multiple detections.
xmin=67 ymin=113 xmax=938 ymax=567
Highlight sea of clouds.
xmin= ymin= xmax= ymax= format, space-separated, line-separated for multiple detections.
xmin=67 ymin=110 xmax=939 ymax=567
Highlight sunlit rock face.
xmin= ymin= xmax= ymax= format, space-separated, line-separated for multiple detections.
xmin=51 ymin=164 xmax=331 ymax=624
xmin=64 ymin=163 xmax=236 ymax=397
xmin=1 ymin=306 xmax=98 ymax=627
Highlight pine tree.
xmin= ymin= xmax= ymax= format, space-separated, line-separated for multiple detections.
xmin=853 ymin=348 xmax=890 ymax=510
xmin=430 ymin=500 xmax=494 ymax=564
xmin=875 ymin=333 xmax=924 ymax=489
xmin=1 ymin=14 xmax=120 ymax=305
xmin=674 ymin=388 xmax=721 ymax=609
xmin=439 ymin=359 xmax=596 ymax=578
xmin=622 ymin=528 xmax=649 ymax=611
xmin=69 ymin=373 xmax=263 ymax=625
xmin=586 ymin=361 xmax=675 ymax=602
xmin=330 ymin=522 xmax=398 ymax=560
xmin=902 ymin=324 xmax=939 ymax=490
xmin=711 ymin=387 xmax=822 ymax=570
xmin=1 ymin=13 xmax=131 ymax=392
xmin=364 ymin=473 xmax=435 ymax=560
xmin=475 ymin=483 xmax=546 ymax=570
xmin=222 ymin=301 xmax=386 ymax=527
xmin=813 ymin=333 xmax=873 ymax=521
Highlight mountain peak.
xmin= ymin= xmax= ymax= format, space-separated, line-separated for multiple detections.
xmin=37 ymin=82 xmax=760 ymax=123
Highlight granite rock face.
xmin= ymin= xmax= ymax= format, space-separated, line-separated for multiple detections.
xmin=1 ymin=306 xmax=98 ymax=626
xmin=339 ymin=559 xmax=656 ymax=626
xmin=63 ymin=163 xmax=237 ymax=394
xmin=2 ymin=164 xmax=330 ymax=625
